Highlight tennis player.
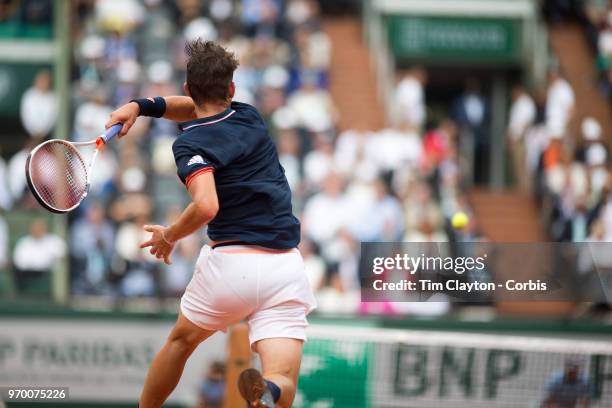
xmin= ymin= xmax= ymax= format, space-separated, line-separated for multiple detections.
xmin=106 ymin=40 xmax=316 ymax=408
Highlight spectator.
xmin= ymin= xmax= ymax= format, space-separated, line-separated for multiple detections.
xmin=20 ymin=70 xmax=57 ymax=139
xmin=348 ymin=178 xmax=404 ymax=242
xmin=197 ymin=361 xmax=225 ymax=408
xmin=543 ymin=359 xmax=592 ymax=408
xmin=115 ymin=214 xmax=157 ymax=297
xmin=303 ymin=133 xmax=335 ymax=190
xmin=7 ymin=141 xmax=34 ymax=205
xmin=302 ymin=173 xmax=348 ymax=249
xmin=546 ymin=69 xmax=575 ymax=135
xmin=508 ymin=85 xmax=536 ymax=191
xmin=395 ymin=67 xmax=427 ymax=130
xmin=13 ymin=218 xmax=66 ymax=294
xmin=287 ymin=72 xmax=337 ymax=133
xmin=70 ymin=205 xmax=115 ymax=294
xmin=73 ymin=89 xmax=114 ymax=142
xmin=453 ymin=79 xmax=488 ymax=184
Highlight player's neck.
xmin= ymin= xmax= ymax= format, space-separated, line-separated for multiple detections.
xmin=193 ymin=101 xmax=231 ymax=119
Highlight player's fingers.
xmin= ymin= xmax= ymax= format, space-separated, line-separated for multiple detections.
xmin=120 ymin=121 xmax=132 ymax=137
xmin=163 ymin=253 xmax=172 ymax=265
xmin=149 ymin=247 xmax=157 ymax=255
xmin=143 ymin=225 xmax=156 ymax=233
xmin=139 ymin=240 xmax=153 ymax=249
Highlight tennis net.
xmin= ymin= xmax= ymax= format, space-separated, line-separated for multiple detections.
xmin=296 ymin=324 xmax=612 ymax=408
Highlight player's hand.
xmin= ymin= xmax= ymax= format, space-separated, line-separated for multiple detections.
xmin=140 ymin=224 xmax=175 ymax=265
xmin=106 ymin=102 xmax=140 ymax=138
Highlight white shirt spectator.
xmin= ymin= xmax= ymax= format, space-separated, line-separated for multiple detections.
xmin=334 ymin=129 xmax=371 ymax=174
xmin=279 ymin=154 xmax=301 ymax=191
xmin=303 ymin=192 xmax=348 ymax=244
xmin=307 ymin=31 xmax=331 ymax=70
xmin=20 ymin=79 xmax=57 ymax=138
xmin=508 ymin=93 xmax=536 ymax=141
xmin=8 ymin=148 xmax=28 ymax=202
xmin=395 ymin=75 xmax=425 ymax=128
xmin=288 ymin=86 xmax=335 ymax=132
xmin=303 ymin=146 xmax=334 ymax=188
xmin=13 ymin=233 xmax=66 ymax=272
xmin=367 ymin=128 xmax=423 ymax=172
xmin=524 ymin=124 xmax=551 ymax=175
xmin=546 ymin=77 xmax=575 ymax=133
xmin=115 ymin=222 xmax=156 ymax=262
xmin=73 ymin=100 xmax=114 ymax=142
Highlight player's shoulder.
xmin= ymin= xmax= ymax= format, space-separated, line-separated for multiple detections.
xmin=231 ymin=101 xmax=265 ymax=124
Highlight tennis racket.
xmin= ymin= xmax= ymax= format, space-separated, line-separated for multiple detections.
xmin=25 ymin=123 xmax=123 ymax=213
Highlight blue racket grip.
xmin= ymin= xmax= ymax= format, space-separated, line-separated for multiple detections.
xmin=101 ymin=123 xmax=123 ymax=143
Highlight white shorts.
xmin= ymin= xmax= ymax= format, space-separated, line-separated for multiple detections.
xmin=180 ymin=245 xmax=317 ymax=348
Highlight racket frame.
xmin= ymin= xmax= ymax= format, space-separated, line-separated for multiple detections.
xmin=25 ymin=123 xmax=122 ymax=214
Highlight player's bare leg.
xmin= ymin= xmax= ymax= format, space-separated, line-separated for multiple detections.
xmin=239 ymin=338 xmax=303 ymax=408
xmin=140 ymin=312 xmax=215 ymax=408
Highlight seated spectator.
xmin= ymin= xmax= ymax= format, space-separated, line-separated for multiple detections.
xmin=542 ymin=359 xmax=592 ymax=408
xmin=348 ymin=178 xmax=404 ymax=242
xmin=13 ymin=218 xmax=66 ymax=295
xmin=302 ymin=173 xmax=348 ymax=249
xmin=115 ymin=214 xmax=157 ymax=297
xmin=73 ymin=89 xmax=114 ymax=142
xmin=303 ymin=133 xmax=335 ymax=190
xmin=403 ymin=182 xmax=444 ymax=237
xmin=70 ymin=204 xmax=115 ymax=294
xmin=287 ymin=72 xmax=337 ymax=133
xmin=20 ymin=70 xmax=57 ymax=140
xmin=197 ymin=361 xmax=226 ymax=408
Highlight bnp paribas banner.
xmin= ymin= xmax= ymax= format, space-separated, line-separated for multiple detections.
xmin=298 ymin=326 xmax=612 ymax=408
xmin=1 ymin=319 xmax=611 ymax=407
xmin=0 ymin=318 xmax=227 ymax=406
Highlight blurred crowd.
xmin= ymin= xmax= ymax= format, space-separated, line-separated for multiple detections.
xmin=507 ymin=67 xmax=612 ymax=244
xmin=0 ymin=0 xmax=478 ymax=316
xmin=545 ymin=0 xmax=612 ymax=99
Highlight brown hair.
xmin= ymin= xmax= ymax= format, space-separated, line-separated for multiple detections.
xmin=185 ymin=39 xmax=239 ymax=105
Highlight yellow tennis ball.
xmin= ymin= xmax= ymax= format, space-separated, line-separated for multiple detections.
xmin=451 ymin=212 xmax=469 ymax=229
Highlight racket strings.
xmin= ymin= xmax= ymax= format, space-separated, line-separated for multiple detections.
xmin=29 ymin=141 xmax=89 ymax=211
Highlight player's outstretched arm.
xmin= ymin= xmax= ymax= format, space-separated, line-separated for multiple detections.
xmin=106 ymin=96 xmax=197 ymax=137
xmin=161 ymin=96 xmax=197 ymax=122
xmin=139 ymin=171 xmax=218 ymax=264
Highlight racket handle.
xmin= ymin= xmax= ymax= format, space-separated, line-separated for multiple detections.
xmin=101 ymin=123 xmax=123 ymax=143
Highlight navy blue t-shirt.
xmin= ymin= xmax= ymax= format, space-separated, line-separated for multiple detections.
xmin=172 ymin=101 xmax=300 ymax=249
